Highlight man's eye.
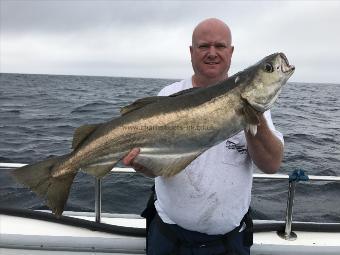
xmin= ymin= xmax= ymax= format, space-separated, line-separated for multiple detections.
xmin=216 ymin=44 xmax=227 ymax=49
xmin=199 ymin=45 xmax=209 ymax=49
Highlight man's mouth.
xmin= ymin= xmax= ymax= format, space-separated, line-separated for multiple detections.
xmin=205 ymin=62 xmax=219 ymax=65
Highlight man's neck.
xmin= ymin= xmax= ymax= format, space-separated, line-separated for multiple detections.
xmin=191 ymin=74 xmax=228 ymax=88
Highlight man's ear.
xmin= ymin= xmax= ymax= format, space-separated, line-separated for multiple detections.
xmin=189 ymin=46 xmax=193 ymax=61
xmin=230 ymin=45 xmax=234 ymax=55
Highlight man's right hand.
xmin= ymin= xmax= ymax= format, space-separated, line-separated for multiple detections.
xmin=122 ymin=148 xmax=156 ymax=178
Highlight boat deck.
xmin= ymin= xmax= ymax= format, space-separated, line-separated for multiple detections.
xmin=1 ymin=164 xmax=340 ymax=254
xmin=1 ymin=209 xmax=340 ymax=255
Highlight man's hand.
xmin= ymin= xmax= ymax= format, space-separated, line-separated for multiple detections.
xmin=122 ymin=148 xmax=156 ymax=178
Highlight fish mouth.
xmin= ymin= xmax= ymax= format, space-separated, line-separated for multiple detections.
xmin=280 ymin=52 xmax=295 ymax=74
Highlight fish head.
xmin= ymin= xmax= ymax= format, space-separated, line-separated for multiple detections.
xmin=240 ymin=52 xmax=295 ymax=112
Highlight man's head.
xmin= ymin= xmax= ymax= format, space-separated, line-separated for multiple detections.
xmin=190 ymin=18 xmax=234 ymax=87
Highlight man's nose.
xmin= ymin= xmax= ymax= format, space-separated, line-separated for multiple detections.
xmin=207 ymin=46 xmax=217 ymax=57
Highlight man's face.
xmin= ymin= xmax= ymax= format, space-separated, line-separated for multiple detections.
xmin=190 ymin=25 xmax=234 ymax=83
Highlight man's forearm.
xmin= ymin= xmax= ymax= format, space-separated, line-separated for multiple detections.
xmin=245 ymin=115 xmax=283 ymax=174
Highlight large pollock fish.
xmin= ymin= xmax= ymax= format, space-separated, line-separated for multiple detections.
xmin=12 ymin=53 xmax=295 ymax=216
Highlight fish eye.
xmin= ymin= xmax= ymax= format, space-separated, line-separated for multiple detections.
xmin=264 ymin=63 xmax=274 ymax=73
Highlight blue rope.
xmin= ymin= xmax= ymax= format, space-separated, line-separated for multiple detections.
xmin=289 ymin=169 xmax=309 ymax=182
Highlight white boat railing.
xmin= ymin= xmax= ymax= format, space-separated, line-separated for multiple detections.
xmin=1 ymin=162 xmax=340 ymax=240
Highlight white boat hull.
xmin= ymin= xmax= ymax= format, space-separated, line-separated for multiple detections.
xmin=1 ymin=210 xmax=340 ymax=254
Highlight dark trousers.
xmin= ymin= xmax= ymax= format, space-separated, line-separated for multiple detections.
xmin=147 ymin=214 xmax=251 ymax=255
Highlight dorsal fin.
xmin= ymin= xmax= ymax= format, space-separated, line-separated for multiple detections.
xmin=120 ymin=87 xmax=200 ymax=116
xmin=120 ymin=96 xmax=165 ymax=116
xmin=72 ymin=123 xmax=101 ymax=149
xmin=242 ymin=103 xmax=260 ymax=136
xmin=169 ymin=87 xmax=200 ymax=97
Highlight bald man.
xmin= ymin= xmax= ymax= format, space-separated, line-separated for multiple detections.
xmin=123 ymin=18 xmax=284 ymax=255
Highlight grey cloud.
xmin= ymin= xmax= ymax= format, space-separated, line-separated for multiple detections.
xmin=1 ymin=0 xmax=340 ymax=83
xmin=1 ymin=1 xmax=187 ymax=34
xmin=1 ymin=1 xmax=270 ymax=34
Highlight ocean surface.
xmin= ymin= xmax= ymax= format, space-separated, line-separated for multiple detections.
xmin=0 ymin=73 xmax=339 ymax=222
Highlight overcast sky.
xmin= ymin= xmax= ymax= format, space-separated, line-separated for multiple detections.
xmin=1 ymin=0 xmax=340 ymax=83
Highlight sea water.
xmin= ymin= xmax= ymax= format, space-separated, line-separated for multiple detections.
xmin=0 ymin=73 xmax=339 ymax=222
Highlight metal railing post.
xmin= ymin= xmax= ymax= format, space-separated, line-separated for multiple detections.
xmin=278 ymin=169 xmax=309 ymax=240
xmin=279 ymin=180 xmax=297 ymax=240
xmin=95 ymin=177 xmax=102 ymax=223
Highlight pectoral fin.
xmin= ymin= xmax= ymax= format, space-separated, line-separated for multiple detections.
xmin=243 ymin=105 xmax=260 ymax=125
xmin=243 ymin=105 xmax=260 ymax=136
xmin=246 ymin=124 xmax=258 ymax=136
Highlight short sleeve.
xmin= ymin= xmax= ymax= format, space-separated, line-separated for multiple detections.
xmin=263 ymin=110 xmax=284 ymax=145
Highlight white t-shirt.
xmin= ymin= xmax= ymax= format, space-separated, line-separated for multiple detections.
xmin=154 ymin=77 xmax=284 ymax=235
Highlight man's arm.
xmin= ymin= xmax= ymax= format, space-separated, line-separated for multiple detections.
xmin=245 ymin=114 xmax=283 ymax=174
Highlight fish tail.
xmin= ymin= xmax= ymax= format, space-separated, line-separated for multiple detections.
xmin=11 ymin=154 xmax=76 ymax=217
